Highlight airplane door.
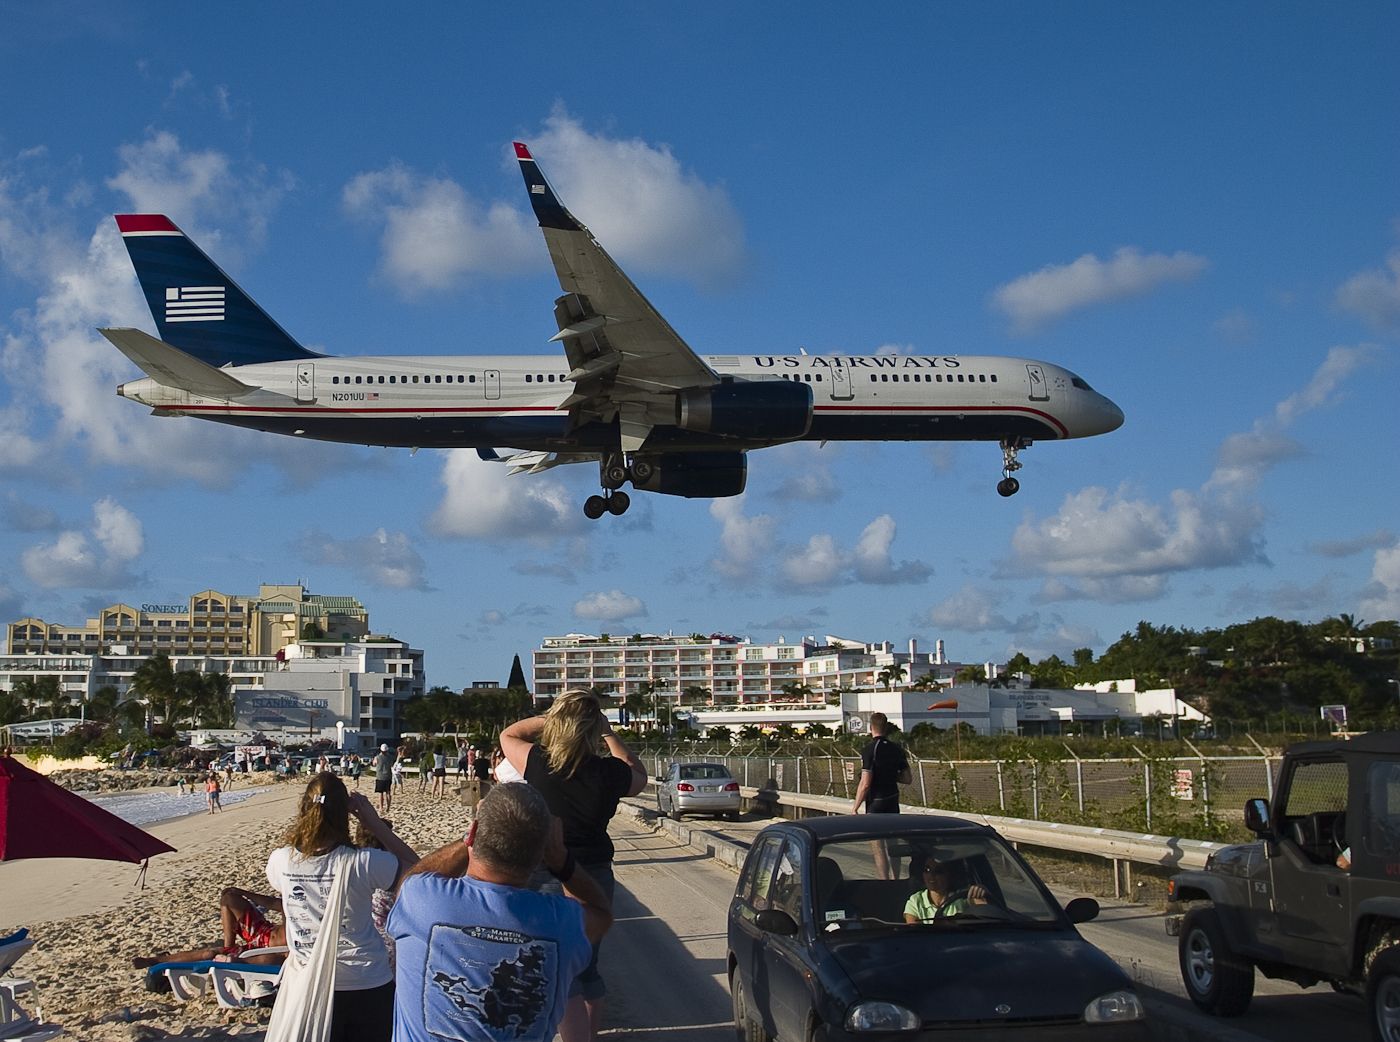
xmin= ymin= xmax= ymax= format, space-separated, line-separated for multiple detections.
xmin=484 ymin=370 xmax=500 ymax=400
xmin=1025 ymin=364 xmax=1049 ymax=402
xmin=828 ymin=362 xmax=853 ymax=401
xmin=295 ymin=363 xmax=315 ymax=403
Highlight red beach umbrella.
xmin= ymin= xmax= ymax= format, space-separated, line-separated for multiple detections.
xmin=928 ymin=700 xmax=959 ymax=710
xmin=0 ymin=754 xmax=176 ymax=865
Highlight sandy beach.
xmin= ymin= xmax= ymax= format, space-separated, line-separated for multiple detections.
xmin=0 ymin=774 xmax=475 ymax=1041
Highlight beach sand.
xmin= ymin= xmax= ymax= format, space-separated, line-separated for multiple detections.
xmin=0 ymin=775 xmax=473 ymax=1040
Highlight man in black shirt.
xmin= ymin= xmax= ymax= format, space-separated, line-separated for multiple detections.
xmin=852 ymin=712 xmax=912 ymax=814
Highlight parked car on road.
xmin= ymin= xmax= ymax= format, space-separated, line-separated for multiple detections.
xmin=729 ymin=814 xmax=1148 ymax=1041
xmin=656 ymin=762 xmax=741 ymax=820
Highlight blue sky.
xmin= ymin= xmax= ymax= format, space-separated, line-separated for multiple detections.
xmin=1 ymin=3 xmax=1397 ymax=686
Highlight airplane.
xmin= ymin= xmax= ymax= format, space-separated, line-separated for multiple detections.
xmin=101 ymin=142 xmax=1124 ymax=520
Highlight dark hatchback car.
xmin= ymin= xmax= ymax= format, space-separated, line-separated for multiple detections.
xmin=728 ymin=815 xmax=1148 ymax=1041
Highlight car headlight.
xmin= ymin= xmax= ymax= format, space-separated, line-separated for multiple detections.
xmin=845 ymin=1001 xmax=920 ymax=1032
xmin=1084 ymin=989 xmax=1145 ymax=1023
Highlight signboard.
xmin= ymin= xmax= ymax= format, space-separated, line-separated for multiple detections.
xmin=1320 ymin=705 xmax=1348 ymax=728
xmin=844 ymin=761 xmax=856 ymax=782
xmin=1172 ymin=769 xmax=1194 ymax=801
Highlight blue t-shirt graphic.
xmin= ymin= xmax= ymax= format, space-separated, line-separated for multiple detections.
xmin=390 ymin=873 xmax=590 ymax=1041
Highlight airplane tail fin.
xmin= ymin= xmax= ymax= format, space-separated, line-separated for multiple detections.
xmin=113 ymin=215 xmax=318 ymax=367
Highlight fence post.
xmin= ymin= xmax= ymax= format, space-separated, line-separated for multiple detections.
xmin=917 ymin=757 xmax=929 ymax=808
xmin=1031 ymin=761 xmax=1040 ymax=820
xmin=795 ymin=756 xmax=802 ymax=794
xmin=1184 ymin=738 xmax=1211 ymax=826
xmin=1132 ymin=744 xmax=1152 ymax=831
xmin=996 ymin=760 xmax=1005 ymax=812
xmin=1062 ymin=742 xmax=1084 ymax=816
xmin=1247 ymin=733 xmax=1274 ymax=800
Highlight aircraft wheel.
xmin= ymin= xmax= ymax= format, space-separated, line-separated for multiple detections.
xmin=584 ymin=495 xmax=608 ymax=520
xmin=631 ymin=459 xmax=654 ymax=482
xmin=608 ymin=491 xmax=631 ymax=516
xmin=603 ymin=464 xmax=628 ymax=489
xmin=997 ymin=477 xmax=1020 ymax=497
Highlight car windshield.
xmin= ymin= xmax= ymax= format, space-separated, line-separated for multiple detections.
xmin=813 ymin=833 xmax=1062 ymax=927
xmin=679 ymin=764 xmax=731 ymax=781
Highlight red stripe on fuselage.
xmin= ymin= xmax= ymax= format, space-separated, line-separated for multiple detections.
xmin=156 ymin=402 xmax=1069 ymax=436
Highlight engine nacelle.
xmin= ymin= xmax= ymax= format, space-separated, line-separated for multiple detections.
xmin=631 ymin=451 xmax=747 ymax=499
xmin=675 ymin=380 xmax=813 ymax=441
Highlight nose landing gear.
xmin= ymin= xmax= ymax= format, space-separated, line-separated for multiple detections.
xmin=997 ymin=437 xmax=1031 ymax=497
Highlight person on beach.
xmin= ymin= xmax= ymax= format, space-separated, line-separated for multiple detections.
xmin=205 ymin=772 xmax=222 ymax=814
xmin=133 ymin=887 xmax=287 ymax=969
xmin=501 ymin=690 xmax=647 ymax=1041
xmin=431 ymin=743 xmax=447 ymax=797
xmin=388 ymin=782 xmax=610 ymax=1042
xmin=373 ymin=743 xmax=396 ymax=813
xmin=418 ymin=746 xmax=433 ymax=792
xmin=391 ymin=753 xmax=404 ymax=791
xmin=265 ymin=772 xmax=419 ymax=1041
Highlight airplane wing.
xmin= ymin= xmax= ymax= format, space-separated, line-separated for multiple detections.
xmin=98 ymin=328 xmax=255 ymax=398
xmin=476 ymin=447 xmax=599 ymax=475
xmin=514 ymin=142 xmax=721 ymax=453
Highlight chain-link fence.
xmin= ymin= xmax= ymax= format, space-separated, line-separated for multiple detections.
xmin=647 ymin=748 xmax=1283 ymax=841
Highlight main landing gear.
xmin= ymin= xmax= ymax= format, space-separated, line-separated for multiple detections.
xmin=583 ymin=490 xmax=630 ymax=519
xmin=583 ymin=452 xmax=647 ymax=519
xmin=997 ymin=437 xmax=1031 ymax=497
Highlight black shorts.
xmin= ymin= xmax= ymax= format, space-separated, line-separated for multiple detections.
xmin=868 ymin=795 xmax=900 ymax=814
xmin=374 ymin=779 xmax=391 ymax=793
xmin=433 ymin=767 xmax=446 ymax=777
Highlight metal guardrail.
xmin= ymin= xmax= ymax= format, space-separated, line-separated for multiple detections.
xmin=647 ymin=779 xmax=1226 ymax=899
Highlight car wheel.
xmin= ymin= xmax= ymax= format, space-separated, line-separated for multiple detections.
xmin=1367 ymin=945 xmax=1400 ymax=1042
xmin=727 ymin=810 xmax=742 ymax=821
xmin=1179 ymin=906 xmax=1254 ymax=1016
xmin=731 ymin=969 xmax=771 ymax=1042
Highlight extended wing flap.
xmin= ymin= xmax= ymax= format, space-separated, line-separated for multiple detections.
xmin=479 ymin=448 xmax=599 ymax=475
xmin=99 ymin=328 xmax=255 ymax=398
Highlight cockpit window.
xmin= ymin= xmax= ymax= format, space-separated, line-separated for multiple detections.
xmin=1070 ymin=377 xmax=1094 ymax=392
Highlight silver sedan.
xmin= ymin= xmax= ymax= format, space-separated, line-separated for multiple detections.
xmin=656 ymin=762 xmax=742 ymax=820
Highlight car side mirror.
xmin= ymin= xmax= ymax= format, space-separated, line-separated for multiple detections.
xmin=1244 ymin=798 xmax=1271 ymax=835
xmin=755 ymin=909 xmax=799 ymax=936
xmin=1064 ymin=897 xmax=1099 ymax=924
xmin=655 ymin=775 xmax=666 ymax=783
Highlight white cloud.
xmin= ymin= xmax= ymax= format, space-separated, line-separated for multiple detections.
xmin=295 ymin=527 xmax=431 ymax=590
xmin=342 ymin=162 xmax=538 ymax=292
xmin=526 ymin=110 xmax=747 ymax=288
xmin=852 ymin=515 xmax=933 ymax=585
xmin=427 ymin=450 xmax=579 ymax=540
xmin=991 ymin=247 xmax=1207 ymax=333
xmin=781 ymin=533 xmax=844 ymax=588
xmin=20 ymin=497 xmax=143 ymax=588
xmin=927 ymin=584 xmax=1040 ymax=635
xmin=1007 ymin=485 xmax=1267 ymax=579
xmin=1336 ymin=250 xmax=1400 ymax=331
xmin=0 ymin=132 xmax=309 ymax=487
xmin=1005 ymin=345 xmax=1379 ymax=588
xmin=709 ymin=496 xmax=777 ymax=581
xmin=342 ymin=111 xmax=747 ymax=295
xmin=573 ymin=589 xmax=646 ymax=622
xmin=1358 ymin=545 xmax=1400 ymax=619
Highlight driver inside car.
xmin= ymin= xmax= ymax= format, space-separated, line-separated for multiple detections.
xmin=904 ymin=859 xmax=990 ymax=922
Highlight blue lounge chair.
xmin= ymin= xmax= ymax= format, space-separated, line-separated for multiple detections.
xmin=145 ymin=947 xmax=286 ymax=1009
xmin=0 ymin=928 xmax=62 ymax=1041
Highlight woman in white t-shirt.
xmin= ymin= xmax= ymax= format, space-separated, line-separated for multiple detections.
xmin=265 ymin=772 xmax=418 ymax=1041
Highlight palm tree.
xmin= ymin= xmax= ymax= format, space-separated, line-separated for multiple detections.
xmin=131 ymin=654 xmax=179 ymax=725
xmin=877 ymin=663 xmax=907 ymax=691
xmin=779 ymin=681 xmax=815 ymax=703
xmin=88 ymin=685 xmax=120 ymax=722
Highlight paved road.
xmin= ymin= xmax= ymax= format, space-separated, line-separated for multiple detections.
xmin=599 ymin=802 xmax=1369 ymax=1042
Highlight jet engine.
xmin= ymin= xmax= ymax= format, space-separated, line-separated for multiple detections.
xmin=630 ymin=451 xmax=747 ymax=498
xmin=675 ymin=380 xmax=813 ymax=440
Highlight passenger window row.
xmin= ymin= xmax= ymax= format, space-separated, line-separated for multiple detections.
xmin=870 ymin=373 xmax=996 ymax=383
xmin=330 ymin=374 xmax=475 ymax=385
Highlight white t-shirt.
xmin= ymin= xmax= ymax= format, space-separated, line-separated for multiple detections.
xmin=266 ymin=845 xmax=400 ymax=990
